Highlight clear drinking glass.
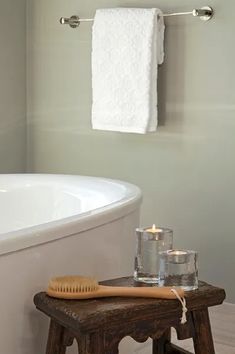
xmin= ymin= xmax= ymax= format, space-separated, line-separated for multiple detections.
xmin=159 ymin=249 xmax=198 ymax=291
xmin=134 ymin=226 xmax=173 ymax=284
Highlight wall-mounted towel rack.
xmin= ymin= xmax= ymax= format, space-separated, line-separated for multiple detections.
xmin=60 ymin=6 xmax=214 ymax=29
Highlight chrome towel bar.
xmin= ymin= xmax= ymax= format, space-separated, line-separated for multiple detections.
xmin=60 ymin=6 xmax=214 ymax=29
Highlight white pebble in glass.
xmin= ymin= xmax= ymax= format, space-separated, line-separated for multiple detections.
xmin=159 ymin=250 xmax=198 ymax=291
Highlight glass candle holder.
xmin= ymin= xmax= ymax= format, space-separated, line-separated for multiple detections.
xmin=134 ymin=225 xmax=173 ymax=284
xmin=159 ymin=249 xmax=198 ymax=291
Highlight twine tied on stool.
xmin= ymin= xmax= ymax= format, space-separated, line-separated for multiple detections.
xmin=170 ymin=288 xmax=188 ymax=324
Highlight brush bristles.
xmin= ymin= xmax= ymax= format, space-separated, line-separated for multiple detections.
xmin=48 ymin=275 xmax=99 ymax=294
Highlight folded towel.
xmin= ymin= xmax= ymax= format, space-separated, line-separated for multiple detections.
xmin=91 ymin=8 xmax=165 ymax=134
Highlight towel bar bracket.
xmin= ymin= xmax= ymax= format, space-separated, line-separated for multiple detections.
xmin=60 ymin=15 xmax=80 ymax=28
xmin=193 ymin=6 xmax=213 ymax=21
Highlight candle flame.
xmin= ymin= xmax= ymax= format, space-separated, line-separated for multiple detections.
xmin=145 ymin=224 xmax=162 ymax=233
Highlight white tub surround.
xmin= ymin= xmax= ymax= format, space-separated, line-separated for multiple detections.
xmin=0 ymin=174 xmax=142 ymax=354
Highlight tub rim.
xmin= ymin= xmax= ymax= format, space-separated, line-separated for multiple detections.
xmin=0 ymin=174 xmax=142 ymax=256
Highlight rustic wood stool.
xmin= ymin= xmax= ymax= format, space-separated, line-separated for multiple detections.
xmin=34 ymin=276 xmax=225 ymax=354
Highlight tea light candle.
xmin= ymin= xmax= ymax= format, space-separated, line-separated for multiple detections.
xmin=167 ymin=250 xmax=188 ymax=264
xmin=134 ymin=226 xmax=173 ymax=284
xmin=159 ymin=249 xmax=198 ymax=291
xmin=145 ymin=224 xmax=163 ymax=233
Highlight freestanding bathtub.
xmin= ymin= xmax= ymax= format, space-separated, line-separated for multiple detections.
xmin=0 ymin=174 xmax=142 ymax=354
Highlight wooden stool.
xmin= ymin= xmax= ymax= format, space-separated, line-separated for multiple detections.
xmin=34 ymin=276 xmax=225 ymax=354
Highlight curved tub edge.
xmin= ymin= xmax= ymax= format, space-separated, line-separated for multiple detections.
xmin=0 ymin=190 xmax=142 ymax=256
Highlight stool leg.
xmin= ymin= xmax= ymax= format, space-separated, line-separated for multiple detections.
xmin=152 ymin=328 xmax=171 ymax=354
xmin=76 ymin=333 xmax=105 ymax=354
xmin=46 ymin=320 xmax=67 ymax=354
xmin=76 ymin=332 xmax=119 ymax=354
xmin=192 ymin=308 xmax=215 ymax=354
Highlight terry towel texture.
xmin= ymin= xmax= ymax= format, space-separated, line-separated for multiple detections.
xmin=91 ymin=8 xmax=165 ymax=134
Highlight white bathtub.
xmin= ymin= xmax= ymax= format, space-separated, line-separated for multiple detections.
xmin=0 ymin=174 xmax=142 ymax=354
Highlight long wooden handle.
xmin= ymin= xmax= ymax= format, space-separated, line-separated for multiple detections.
xmin=47 ymin=285 xmax=184 ymax=300
xmin=97 ymin=285 xmax=184 ymax=299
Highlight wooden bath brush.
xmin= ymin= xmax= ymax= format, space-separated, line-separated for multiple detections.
xmin=47 ymin=275 xmax=185 ymax=300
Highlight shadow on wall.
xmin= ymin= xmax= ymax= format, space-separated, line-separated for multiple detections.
xmin=158 ymin=21 xmax=186 ymax=127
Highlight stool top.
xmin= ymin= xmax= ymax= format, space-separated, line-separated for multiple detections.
xmin=34 ymin=277 xmax=225 ymax=332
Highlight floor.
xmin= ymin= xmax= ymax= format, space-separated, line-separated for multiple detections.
xmin=172 ymin=302 xmax=235 ymax=353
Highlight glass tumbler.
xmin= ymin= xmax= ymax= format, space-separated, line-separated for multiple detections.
xmin=159 ymin=249 xmax=198 ymax=291
xmin=134 ymin=226 xmax=173 ymax=284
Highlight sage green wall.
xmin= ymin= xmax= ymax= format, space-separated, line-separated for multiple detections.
xmin=0 ymin=0 xmax=26 ymax=172
xmin=27 ymin=1 xmax=235 ymax=301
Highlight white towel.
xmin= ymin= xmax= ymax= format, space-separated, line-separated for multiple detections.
xmin=91 ymin=8 xmax=165 ymax=134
